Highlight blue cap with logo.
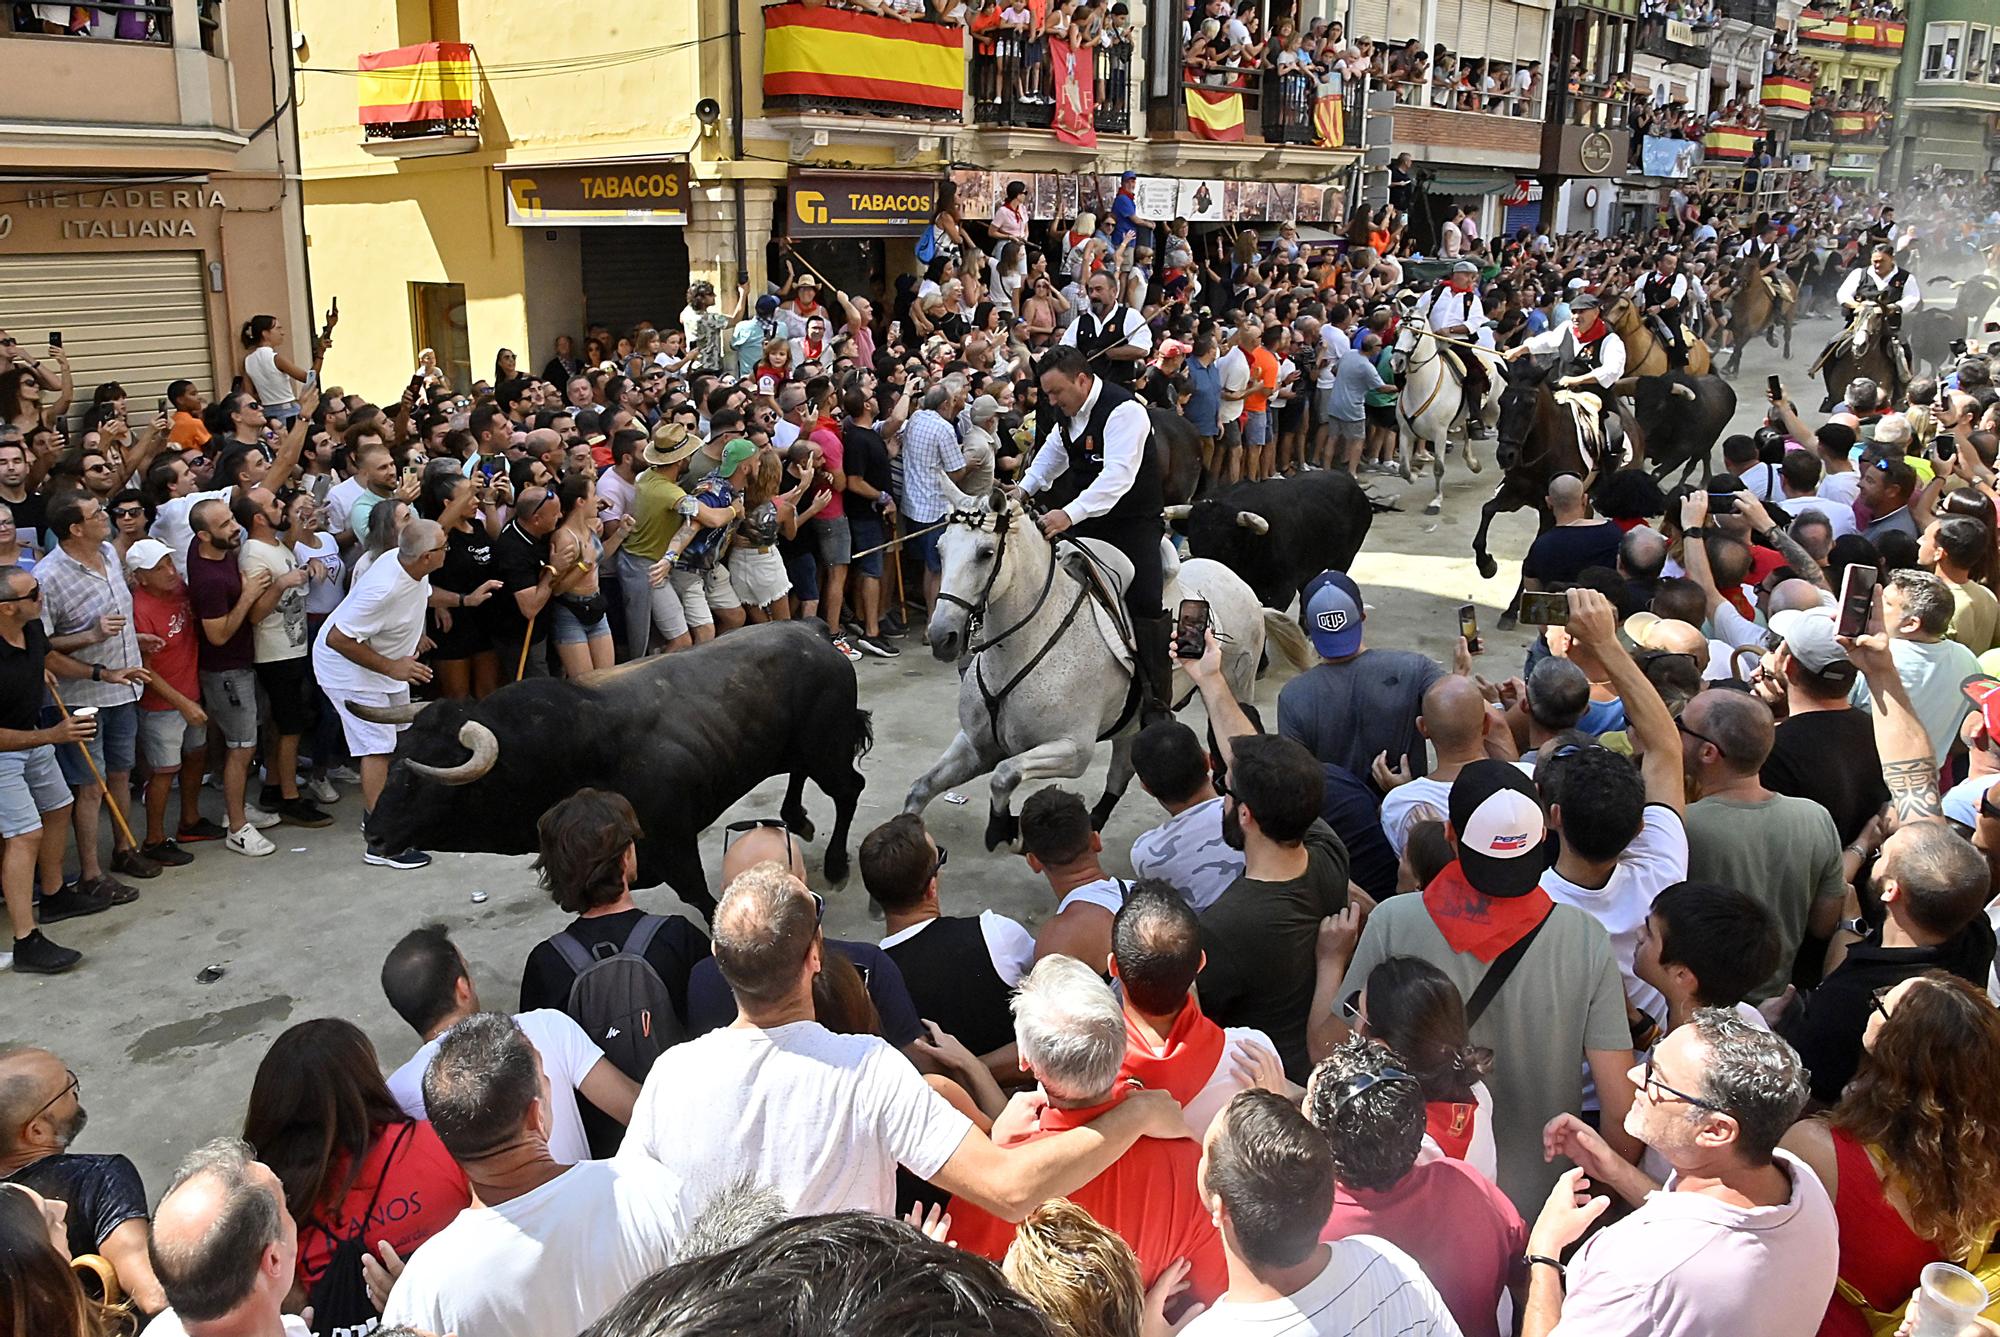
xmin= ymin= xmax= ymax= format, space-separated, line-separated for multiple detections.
xmin=1304 ymin=576 xmax=1364 ymax=659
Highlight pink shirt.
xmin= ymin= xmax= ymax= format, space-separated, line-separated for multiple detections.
xmin=1552 ymin=1150 xmax=1837 ymax=1337
xmin=1323 ymin=1157 xmax=1524 ymax=1337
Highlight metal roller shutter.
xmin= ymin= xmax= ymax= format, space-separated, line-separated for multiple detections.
xmin=0 ymin=251 xmax=213 ymax=426
xmin=1348 ymin=0 xmax=1390 ymax=43
xmin=579 ymin=227 xmax=691 ymax=341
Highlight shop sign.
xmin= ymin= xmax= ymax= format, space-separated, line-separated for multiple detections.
xmin=787 ymin=174 xmax=936 ymax=236
xmin=1 ymin=185 xmax=228 ymax=243
xmin=502 ymin=163 xmax=690 ymax=226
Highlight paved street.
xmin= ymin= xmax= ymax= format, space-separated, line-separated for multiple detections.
xmin=20 ymin=316 xmax=1831 ymax=1195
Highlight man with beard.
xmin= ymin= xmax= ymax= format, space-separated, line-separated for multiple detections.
xmin=233 ymin=486 xmax=330 ymax=829
xmin=1058 ymin=269 xmax=1153 ymax=390
xmin=186 ymin=498 xmax=277 ymax=856
xmin=0 ymin=1043 xmax=167 ymax=1315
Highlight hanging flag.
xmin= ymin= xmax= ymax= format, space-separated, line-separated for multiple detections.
xmin=358 ymin=42 xmax=478 ymax=125
xmin=762 ymin=3 xmax=963 ymax=112
xmin=1185 ymin=86 xmax=1245 ymax=142
xmin=1702 ymin=125 xmax=1756 ymax=160
xmin=1759 ymin=74 xmax=1811 ymax=112
xmin=1313 ymin=78 xmax=1345 ymax=148
xmin=1048 ymin=37 xmax=1098 ymax=147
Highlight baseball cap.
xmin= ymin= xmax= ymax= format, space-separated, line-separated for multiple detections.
xmin=1768 ymin=607 xmax=1848 ymax=674
xmin=718 ymin=438 xmax=759 ymax=477
xmin=1452 ymin=260 xmax=1479 ymax=275
xmin=1448 ymin=760 xmax=1551 ymax=899
xmin=1304 ymin=580 xmax=1363 ymax=659
xmin=1963 ymin=675 xmax=2000 ymax=737
xmin=123 ymin=538 xmax=173 ymax=573
xmin=756 ymin=294 xmax=780 ymax=316
xmin=1121 ymin=170 xmax=1138 ymax=181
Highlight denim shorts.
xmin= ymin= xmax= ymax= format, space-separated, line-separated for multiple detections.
xmin=138 ymin=707 xmax=204 ymax=770
xmin=55 ymin=698 xmax=138 ymax=786
xmin=784 ymin=546 xmax=820 ymax=603
xmin=813 ymin=515 xmax=852 ymax=567
xmin=905 ymin=523 xmax=944 ymax=573
xmin=549 ymin=600 xmax=612 ymax=646
xmin=847 ymin=516 xmax=886 ymax=580
xmin=199 ymin=668 xmax=260 ymax=749
xmin=1243 ymin=409 xmax=1270 ymax=446
xmin=0 ymin=744 xmax=73 ymax=838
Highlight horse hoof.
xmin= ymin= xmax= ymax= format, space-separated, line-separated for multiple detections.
xmin=984 ymin=808 xmax=1019 ymax=852
xmin=823 ymin=849 xmax=849 ymax=884
xmin=1497 ymin=612 xmax=1519 ymax=632
xmin=1423 ymin=499 xmax=1441 ymax=516
xmin=1476 ymin=554 xmax=1498 ymax=580
xmin=1466 ymin=452 xmax=1483 ymax=474
xmin=783 ymin=809 xmax=817 ymax=843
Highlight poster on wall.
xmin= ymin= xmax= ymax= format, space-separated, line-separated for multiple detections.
xmin=1269 ymin=182 xmax=1299 ymax=224
xmin=1034 ymin=175 xmax=1060 ymax=222
xmin=1235 ymin=181 xmax=1270 ymax=221
xmin=1177 ymin=178 xmax=1225 ymax=222
xmin=1058 ymin=174 xmax=1081 ymax=222
xmin=1296 ymin=184 xmax=1324 ymax=222
xmin=952 ymin=170 xmax=994 ymax=218
xmin=1641 ymin=136 xmax=1702 ymax=179
xmin=1133 ymin=177 xmax=1179 ymax=220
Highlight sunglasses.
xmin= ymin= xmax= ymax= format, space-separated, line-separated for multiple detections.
xmin=0 ymin=582 xmax=42 ymax=603
xmin=110 ymin=505 xmax=144 ymax=519
xmin=1870 ymin=983 xmax=1895 ymax=1023
xmin=1676 ymin=715 xmax=1727 ymax=758
xmin=1640 ymin=1055 xmax=1724 ymax=1112
xmin=28 ymin=1069 xmax=79 ymax=1126
xmin=1328 ymin=1066 xmax=1418 ymax=1118
xmin=723 ymin=817 xmax=798 ymax=864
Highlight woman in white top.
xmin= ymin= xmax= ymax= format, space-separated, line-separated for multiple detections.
xmin=241 ymin=314 xmax=317 ymax=426
xmin=990 ymin=180 xmax=1030 ymax=243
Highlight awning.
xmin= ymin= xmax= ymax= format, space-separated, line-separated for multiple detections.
xmin=1423 ymin=172 xmax=1512 ymax=196
xmin=1825 ymin=166 xmax=1878 ymax=177
xmin=1290 ymin=224 xmax=1341 ymax=241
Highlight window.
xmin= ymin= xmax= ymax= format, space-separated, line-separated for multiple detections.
xmin=1923 ymin=21 xmax=1964 ymax=79
xmin=409 ymin=282 xmax=472 ymax=394
xmin=1969 ymin=26 xmax=1990 ymax=83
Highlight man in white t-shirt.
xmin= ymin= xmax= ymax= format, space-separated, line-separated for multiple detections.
xmin=1130 ymin=720 xmax=1243 ymax=911
xmin=379 ymin=923 xmax=639 ymax=1165
xmin=1181 ymin=1090 xmax=1460 ymax=1336
xmin=1376 ymin=674 xmax=1499 ymax=858
xmin=142 ymin=1139 xmax=312 ymax=1337
xmin=1020 ymin=785 xmax=1128 ymax=968
xmin=233 ymin=486 xmax=331 ymax=829
xmin=1215 ymin=321 xmax=1254 ymax=486
xmin=381 ymin=1013 xmax=693 ymax=1337
xmin=622 ymin=861 xmax=1190 ymax=1218
xmin=311 ymin=518 xmax=447 ymax=869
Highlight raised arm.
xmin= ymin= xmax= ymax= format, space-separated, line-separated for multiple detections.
xmin=1172 ymin=627 xmax=1254 ymax=771
xmin=1565 ymin=587 xmax=1684 ymax=812
xmin=1842 ymin=587 xmax=1942 ymax=825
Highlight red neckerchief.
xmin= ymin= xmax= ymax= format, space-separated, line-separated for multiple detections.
xmin=1576 ymin=314 xmax=1606 ymax=345
xmin=803 ymin=335 xmax=824 ymax=363
xmin=1118 ymin=1001 xmax=1228 ymax=1106
xmin=1722 ymin=585 xmax=1756 ymax=621
xmin=1421 ymin=860 xmax=1554 ymax=962
xmin=1426 ymin=1100 xmax=1478 ymax=1160
xmin=1035 ymin=1084 xmax=1132 ymax=1134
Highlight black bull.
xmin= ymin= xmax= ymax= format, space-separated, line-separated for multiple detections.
xmin=355 ymin=621 xmax=871 ymax=922
xmin=1168 ymin=470 xmax=1376 ymax=610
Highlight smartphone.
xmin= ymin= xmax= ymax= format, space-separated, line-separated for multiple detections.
xmin=1938 ymin=436 xmax=1958 ymax=460
xmin=156 ymin=398 xmax=168 ymax=417
xmin=1175 ymin=598 xmax=1211 ymax=660
xmin=1767 ymin=374 xmax=1782 ymax=400
xmin=47 ymin=331 xmax=61 ymax=348
xmin=402 ymin=463 xmax=422 ymax=488
xmin=1835 ymin=562 xmax=1878 ymax=639
xmin=1519 ymin=590 xmax=1569 ymax=626
xmin=1706 ymin=490 xmax=1741 ymax=515
xmin=1459 ymin=602 xmax=1481 ymax=654
xmin=304 ymin=369 xmax=318 ymax=391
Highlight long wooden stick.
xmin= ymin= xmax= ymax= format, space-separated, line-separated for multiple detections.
xmin=48 ymin=681 xmax=139 ymax=851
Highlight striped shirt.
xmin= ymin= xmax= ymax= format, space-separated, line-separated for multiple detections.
xmin=897 ymin=409 xmax=968 ymax=524
xmin=1178 ymin=1236 xmax=1462 ymax=1336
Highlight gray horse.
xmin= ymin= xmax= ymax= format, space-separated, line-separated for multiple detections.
xmin=904 ymin=486 xmax=1310 ymax=849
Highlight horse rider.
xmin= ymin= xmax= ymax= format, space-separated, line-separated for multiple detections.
xmin=1503 ymin=292 xmax=1629 ymax=461
xmin=1639 ymin=248 xmax=1691 ymax=367
xmin=1834 ymin=242 xmax=1920 ymax=383
xmin=1737 ymin=218 xmax=1797 ymax=313
xmin=1417 ymin=259 xmax=1493 ymax=435
xmin=1017 ymin=346 xmax=1173 ymax=725
xmin=1059 ymin=268 xmax=1153 ymax=391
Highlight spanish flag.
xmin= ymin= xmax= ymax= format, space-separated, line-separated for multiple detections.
xmin=1760 ymin=75 xmax=1810 ymax=112
xmin=1703 ymin=125 xmax=1756 ymax=160
xmin=1879 ymin=20 xmax=1905 ymax=48
xmin=1832 ymin=110 xmax=1878 ymax=137
xmin=763 ymin=3 xmax=963 ymax=112
xmin=358 ymin=42 xmax=477 ymax=125
xmin=1185 ymin=87 xmax=1245 ymax=141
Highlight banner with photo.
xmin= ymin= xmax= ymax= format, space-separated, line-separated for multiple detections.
xmin=1641 ymin=136 xmax=1702 ymax=178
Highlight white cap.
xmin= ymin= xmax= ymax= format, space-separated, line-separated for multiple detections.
xmin=123 ymin=538 xmax=173 ymax=573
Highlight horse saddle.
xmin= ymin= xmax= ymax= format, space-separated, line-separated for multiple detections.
xmin=1551 ymin=388 xmax=1620 ymax=472
xmin=1439 ymin=345 xmax=1468 ymax=380
xmin=1763 ymin=275 xmax=1797 ymax=306
xmin=1057 ymin=537 xmax=1138 ymax=652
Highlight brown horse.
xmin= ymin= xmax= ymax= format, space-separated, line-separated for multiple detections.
xmin=1725 ymin=254 xmax=1797 ymax=373
xmin=1603 ymin=292 xmax=1712 ymax=389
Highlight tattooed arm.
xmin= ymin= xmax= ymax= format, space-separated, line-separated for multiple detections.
xmin=1841 ymin=590 xmax=1943 ymax=826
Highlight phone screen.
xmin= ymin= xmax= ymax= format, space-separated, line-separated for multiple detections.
xmin=1175 ymin=599 xmax=1211 ymax=659
xmin=48 ymin=331 xmax=62 ymax=349
xmin=1519 ymin=591 xmax=1570 ymax=626
xmin=1836 ymin=563 xmax=1878 ymax=639
xmin=1767 ymin=375 xmax=1782 ymax=398
xmin=1458 ymin=603 xmax=1481 ymax=654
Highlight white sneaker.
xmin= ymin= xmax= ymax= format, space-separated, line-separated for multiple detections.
xmin=327 ymin=764 xmax=362 ymax=785
xmin=243 ymin=805 xmax=281 ymax=830
xmin=227 ymin=824 xmax=276 ymax=857
xmin=304 ymin=776 xmax=340 ymax=806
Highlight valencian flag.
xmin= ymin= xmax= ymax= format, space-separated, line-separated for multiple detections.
xmin=1048 ymin=37 xmax=1097 ymax=147
xmin=1314 ymin=78 xmax=1345 ymax=148
xmin=1703 ymin=125 xmax=1756 ymax=160
xmin=358 ymin=42 xmax=477 ymax=125
xmin=1760 ymin=75 xmax=1811 ymax=112
xmin=763 ymin=3 xmax=962 ymax=112
xmin=1185 ymin=86 xmax=1245 ymax=141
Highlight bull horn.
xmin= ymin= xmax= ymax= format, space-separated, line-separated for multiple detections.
xmin=406 ymin=721 xmax=500 ymax=786
xmin=346 ymin=699 xmax=427 ymax=726
xmin=1234 ymin=510 xmax=1270 ymax=535
xmin=1670 ymin=383 xmax=1698 ymax=400
xmin=1162 ymin=504 xmax=1193 ymax=521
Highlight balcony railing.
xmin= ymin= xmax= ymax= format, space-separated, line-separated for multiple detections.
xmin=764 ymin=2 xmax=964 ymax=122
xmin=1168 ymin=69 xmax=1364 ymax=147
xmin=1830 ymin=107 xmax=1891 ymax=142
xmin=1796 ymin=8 xmax=1906 ymax=50
xmin=358 ymin=41 xmax=482 ymax=156
xmin=1718 ymin=0 xmax=1777 ymax=26
xmin=4 ymin=0 xmax=216 ymax=51
xmin=1636 ymin=15 xmax=1715 ymax=66
xmin=970 ymin=36 xmax=1132 ymax=135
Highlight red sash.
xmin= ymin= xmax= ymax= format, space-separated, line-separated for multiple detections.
xmin=1421 ymin=861 xmax=1555 ymax=963
xmin=1118 ymin=1001 xmax=1229 ymax=1106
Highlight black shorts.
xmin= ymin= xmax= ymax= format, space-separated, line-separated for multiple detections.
xmin=1366 ymin=402 xmax=1398 ymax=432
xmin=254 ymin=657 xmax=314 ymax=736
xmin=427 ymin=598 xmax=492 ymax=661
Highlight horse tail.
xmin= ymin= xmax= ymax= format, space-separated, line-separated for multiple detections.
xmin=1261 ymin=610 xmax=1314 ymax=673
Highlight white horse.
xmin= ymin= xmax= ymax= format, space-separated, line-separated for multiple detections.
xmin=904 ymin=486 xmax=1311 ymax=849
xmin=1392 ymin=305 xmax=1503 ymax=518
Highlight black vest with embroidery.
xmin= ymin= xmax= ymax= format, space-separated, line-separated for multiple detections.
xmin=1050 ymin=379 xmax=1162 ymax=523
xmin=1568 ymin=327 xmax=1608 ymax=378
xmin=1074 ymin=307 xmax=1141 ymax=387
xmin=1857 ymin=267 xmax=1910 ymax=306
xmin=1642 ymin=271 xmax=1680 ymax=307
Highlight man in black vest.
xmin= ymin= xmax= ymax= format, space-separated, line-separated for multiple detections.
xmin=1834 ymin=243 xmax=1919 ymax=383
xmin=1020 ymin=347 xmax=1173 ymax=723
xmin=1640 ymin=248 xmax=1690 ymax=367
xmin=862 ymin=813 xmax=1035 ymax=1078
xmin=1058 ymin=270 xmax=1153 ymax=390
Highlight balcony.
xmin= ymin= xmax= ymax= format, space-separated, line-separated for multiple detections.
xmin=763 ymin=2 xmax=964 ymax=124
xmin=1161 ymin=72 xmax=1367 ymax=152
xmin=1759 ymin=73 xmax=1812 ymax=114
xmin=358 ymin=42 xmax=482 ymax=157
xmin=970 ymin=37 xmax=1133 ymax=138
xmin=2 ymin=0 xmax=217 ymax=50
xmin=1636 ymin=15 xmax=1715 ymax=66
xmin=1718 ymin=0 xmax=1777 ymax=27
xmin=1796 ymin=8 xmax=1906 ymax=52
xmin=1830 ymin=107 xmax=1891 ymax=143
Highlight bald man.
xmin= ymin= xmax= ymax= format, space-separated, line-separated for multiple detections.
xmin=144 ymin=1138 xmax=302 ymax=1337
xmin=1521 ymin=473 xmax=1621 ymax=594
xmin=680 ymin=822 xmax=926 ymax=1048
xmin=524 ymin=428 xmax=564 ymax=478
xmin=1375 ymin=675 xmax=1503 ymax=857
xmin=0 ymin=1045 xmax=165 ymax=1314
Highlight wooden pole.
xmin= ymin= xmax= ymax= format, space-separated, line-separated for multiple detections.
xmin=47 ymin=682 xmax=138 ymax=851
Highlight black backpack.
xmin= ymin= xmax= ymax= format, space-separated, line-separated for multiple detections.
xmin=303 ymin=1121 xmax=413 ymax=1337
xmin=550 ymin=915 xmax=686 ymax=1081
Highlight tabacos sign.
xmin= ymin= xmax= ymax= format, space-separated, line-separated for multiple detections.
xmin=787 ymin=173 xmax=936 ymax=237
xmin=502 ymin=163 xmax=690 ymax=227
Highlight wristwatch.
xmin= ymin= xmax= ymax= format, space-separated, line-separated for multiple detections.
xmin=1683 ymin=526 xmax=1709 ymax=538
xmin=91 ymin=664 xmax=102 ymax=682
xmin=1838 ymin=916 xmax=1868 ymax=939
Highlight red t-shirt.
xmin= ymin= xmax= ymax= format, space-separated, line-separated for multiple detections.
xmin=294 ymin=1121 xmax=470 ymax=1295
xmin=947 ymin=1089 xmax=1227 ymax=1306
xmin=811 ymin=423 xmax=846 ymax=520
xmin=130 ymin=582 xmax=199 ymax=712
xmin=1321 ymin=1157 xmax=1526 ymax=1337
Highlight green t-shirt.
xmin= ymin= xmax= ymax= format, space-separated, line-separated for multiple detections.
xmin=1684 ymin=794 xmax=1844 ymax=1000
